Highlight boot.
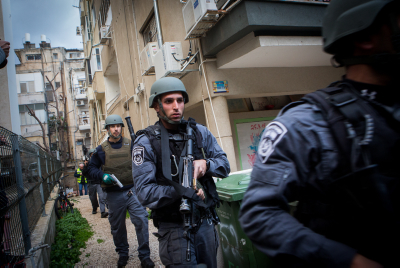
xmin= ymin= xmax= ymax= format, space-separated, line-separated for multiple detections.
xmin=101 ymin=212 xmax=109 ymax=218
xmin=92 ymin=208 xmax=97 ymax=214
xmin=141 ymin=258 xmax=155 ymax=268
xmin=117 ymin=255 xmax=129 ymax=267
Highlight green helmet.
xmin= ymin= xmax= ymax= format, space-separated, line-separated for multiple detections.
xmin=323 ymin=0 xmax=394 ymax=55
xmin=104 ymin=114 xmax=124 ymax=129
xmin=149 ymin=77 xmax=189 ymax=108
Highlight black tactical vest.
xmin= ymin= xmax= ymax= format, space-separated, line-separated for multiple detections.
xmin=292 ymin=82 xmax=400 ymax=266
xmin=137 ymin=120 xmax=220 ymax=223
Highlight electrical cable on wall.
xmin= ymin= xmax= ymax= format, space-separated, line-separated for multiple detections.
xmin=198 ymin=40 xmax=224 ymax=150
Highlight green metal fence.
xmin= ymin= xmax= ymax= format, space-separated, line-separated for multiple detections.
xmin=0 ymin=126 xmax=62 ymax=266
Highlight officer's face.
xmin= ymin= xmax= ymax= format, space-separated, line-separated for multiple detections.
xmin=155 ymin=92 xmax=185 ymax=122
xmin=108 ymin=124 xmax=122 ymax=137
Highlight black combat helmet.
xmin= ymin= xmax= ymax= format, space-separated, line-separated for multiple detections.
xmin=323 ymin=0 xmax=400 ymax=66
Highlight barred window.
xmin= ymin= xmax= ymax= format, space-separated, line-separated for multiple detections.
xmin=142 ymin=15 xmax=158 ymax=47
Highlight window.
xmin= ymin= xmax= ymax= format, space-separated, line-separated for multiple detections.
xmin=76 ymin=140 xmax=83 ymax=146
xmin=96 ymin=48 xmax=101 ymax=70
xmin=92 ymin=2 xmax=96 ymax=27
xmin=55 ymin=82 xmax=61 ymax=89
xmin=19 ymin=104 xmax=46 ymax=125
xmin=20 ymin=81 xmax=35 ymax=93
xmin=142 ymin=15 xmax=158 ymax=46
xmin=86 ymin=59 xmax=92 ymax=84
xmin=53 ymin=53 xmax=58 ymax=60
xmin=26 ymin=54 xmax=42 ymax=61
xmin=78 ymin=80 xmax=85 ymax=87
xmin=45 ymin=84 xmax=54 ymax=102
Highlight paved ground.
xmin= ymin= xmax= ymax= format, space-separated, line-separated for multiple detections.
xmin=72 ymin=195 xmax=163 ymax=268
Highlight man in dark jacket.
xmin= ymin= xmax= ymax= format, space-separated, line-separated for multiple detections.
xmin=88 ymin=114 xmax=153 ymax=268
xmin=132 ymin=77 xmax=230 ymax=267
xmin=240 ymin=1 xmax=400 ymax=267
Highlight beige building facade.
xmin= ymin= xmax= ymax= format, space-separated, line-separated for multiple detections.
xmin=79 ymin=0 xmax=342 ymax=172
xmin=15 ymin=38 xmax=89 ymax=164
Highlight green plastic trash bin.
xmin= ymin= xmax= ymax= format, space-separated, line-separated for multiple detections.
xmin=216 ymin=169 xmax=276 ymax=268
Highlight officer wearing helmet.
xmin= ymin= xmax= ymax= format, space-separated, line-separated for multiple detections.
xmin=82 ymin=148 xmax=108 ymax=217
xmin=87 ymin=115 xmax=154 ymax=268
xmin=240 ymin=0 xmax=400 ymax=267
xmin=132 ymin=77 xmax=230 ymax=267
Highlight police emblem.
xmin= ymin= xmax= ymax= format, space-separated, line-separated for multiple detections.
xmin=133 ymin=147 xmax=144 ymax=166
xmin=258 ymin=121 xmax=287 ymax=163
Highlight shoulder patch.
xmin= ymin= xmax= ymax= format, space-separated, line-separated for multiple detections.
xmin=133 ymin=146 xmax=144 ymax=166
xmin=258 ymin=121 xmax=287 ymax=163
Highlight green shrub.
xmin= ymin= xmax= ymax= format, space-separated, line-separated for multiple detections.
xmin=50 ymin=209 xmax=93 ymax=267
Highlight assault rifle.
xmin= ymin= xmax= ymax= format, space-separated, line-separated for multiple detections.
xmin=125 ymin=116 xmax=136 ymax=142
xmin=180 ymin=124 xmax=196 ymax=262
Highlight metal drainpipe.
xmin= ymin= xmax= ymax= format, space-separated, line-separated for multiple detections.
xmin=153 ymin=0 xmax=163 ymax=49
xmin=71 ymin=68 xmax=79 ymax=168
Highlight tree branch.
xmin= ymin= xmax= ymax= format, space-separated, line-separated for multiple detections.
xmin=25 ymin=105 xmax=50 ymax=152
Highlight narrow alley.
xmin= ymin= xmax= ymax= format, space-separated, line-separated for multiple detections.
xmin=73 ymin=195 xmax=162 ymax=267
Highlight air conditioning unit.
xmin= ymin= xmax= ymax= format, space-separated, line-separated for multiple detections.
xmin=85 ymin=133 xmax=90 ymax=138
xmin=76 ymin=100 xmax=84 ymax=106
xmin=154 ymin=42 xmax=184 ymax=80
xmin=100 ymin=26 xmax=110 ymax=44
xmin=182 ymin=0 xmax=218 ymax=34
xmin=182 ymin=0 xmax=196 ymax=34
xmin=140 ymin=42 xmax=159 ymax=75
xmin=76 ymin=26 xmax=81 ymax=36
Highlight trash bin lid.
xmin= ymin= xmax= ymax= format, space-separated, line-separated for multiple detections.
xmin=216 ymin=169 xmax=252 ymax=202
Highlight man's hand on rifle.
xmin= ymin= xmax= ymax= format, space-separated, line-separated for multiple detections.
xmin=193 ymin=159 xmax=207 ymax=179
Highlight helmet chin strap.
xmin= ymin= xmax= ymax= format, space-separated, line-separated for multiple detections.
xmin=157 ymin=98 xmax=184 ymax=125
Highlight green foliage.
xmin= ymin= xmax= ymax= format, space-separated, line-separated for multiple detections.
xmin=126 ymin=210 xmax=130 ymax=219
xmin=50 ymin=209 xmax=93 ymax=267
xmin=85 ymin=253 xmax=90 ymax=257
xmin=148 ymin=210 xmax=151 ymax=220
xmin=97 ymin=239 xmax=104 ymax=244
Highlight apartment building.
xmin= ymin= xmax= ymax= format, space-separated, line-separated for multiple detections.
xmin=79 ymin=0 xmax=341 ymax=172
xmin=15 ymin=37 xmax=89 ymax=162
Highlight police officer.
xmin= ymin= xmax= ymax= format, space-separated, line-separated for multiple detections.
xmin=74 ymin=163 xmax=87 ymax=195
xmin=132 ymin=77 xmax=230 ymax=267
xmin=87 ymin=115 xmax=154 ymax=268
xmin=240 ymin=0 xmax=400 ymax=267
xmin=82 ymin=149 xmax=108 ymax=217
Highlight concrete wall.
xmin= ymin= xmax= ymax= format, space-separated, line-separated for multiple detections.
xmin=25 ymin=188 xmax=58 ymax=268
xmin=0 ymin=0 xmax=20 ymax=133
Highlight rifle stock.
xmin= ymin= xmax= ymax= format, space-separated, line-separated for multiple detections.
xmin=125 ymin=116 xmax=136 ymax=142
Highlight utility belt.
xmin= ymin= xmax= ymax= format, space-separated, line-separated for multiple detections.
xmin=153 ymin=206 xmax=220 ymax=230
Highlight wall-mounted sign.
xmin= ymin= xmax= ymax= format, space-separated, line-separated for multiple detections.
xmin=212 ymin=80 xmax=228 ymax=93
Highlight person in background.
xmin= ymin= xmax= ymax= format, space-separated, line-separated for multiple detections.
xmin=0 ymin=39 xmax=10 ymax=69
xmin=74 ymin=163 xmax=88 ymax=196
xmin=82 ymin=149 xmax=108 ymax=218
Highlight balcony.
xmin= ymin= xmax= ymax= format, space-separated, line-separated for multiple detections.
xmin=79 ymin=124 xmax=90 ymax=131
xmin=201 ymin=0 xmax=328 ymax=57
xmin=18 ymin=92 xmax=46 ymax=104
xmin=75 ymin=87 xmax=87 ymax=100
xmin=78 ymin=114 xmax=90 ymax=131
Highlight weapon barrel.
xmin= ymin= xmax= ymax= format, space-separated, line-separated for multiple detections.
xmin=125 ymin=116 xmax=136 ymax=142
